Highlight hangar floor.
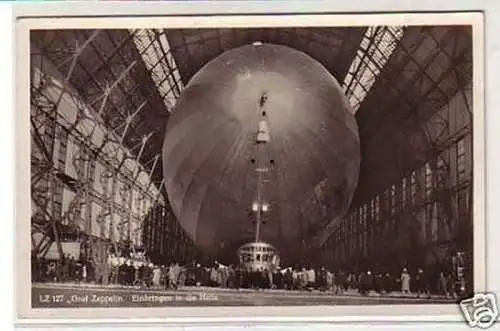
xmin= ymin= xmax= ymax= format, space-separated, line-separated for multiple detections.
xmin=32 ymin=283 xmax=456 ymax=307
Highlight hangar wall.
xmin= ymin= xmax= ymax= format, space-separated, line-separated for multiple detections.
xmin=30 ymin=44 xmax=196 ymax=263
xmin=322 ymin=83 xmax=472 ymax=275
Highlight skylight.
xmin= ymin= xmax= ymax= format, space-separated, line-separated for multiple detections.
xmin=343 ymin=26 xmax=404 ymax=113
xmin=130 ymin=29 xmax=184 ymax=112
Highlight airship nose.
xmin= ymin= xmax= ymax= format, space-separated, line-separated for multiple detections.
xmin=163 ymin=43 xmax=360 ymax=265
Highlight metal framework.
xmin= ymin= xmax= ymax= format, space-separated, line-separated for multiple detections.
xmin=320 ymin=27 xmax=473 ymax=274
xmin=30 ymin=33 xmax=165 ymax=261
xmin=31 ymin=29 xmax=172 ymax=187
xmin=165 ymin=27 xmax=366 ymax=86
xmin=356 ymin=26 xmax=472 ymax=136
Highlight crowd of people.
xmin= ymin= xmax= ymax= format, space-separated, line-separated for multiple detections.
xmin=31 ymin=253 xmax=467 ymax=298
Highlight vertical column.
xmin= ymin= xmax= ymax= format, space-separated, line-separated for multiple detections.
xmin=119 ymin=176 xmax=131 ymax=243
xmin=134 ymin=189 xmax=142 ymax=247
xmin=98 ymin=166 xmax=111 ymax=239
xmin=138 ymin=192 xmax=145 ymax=247
xmin=127 ymin=183 xmax=134 ymax=243
xmin=52 ymin=125 xmax=68 ymax=225
xmin=159 ymin=205 xmax=165 ymax=257
xmin=69 ymin=142 xmax=85 ymax=229
xmin=109 ymin=174 xmax=117 ymax=243
xmin=84 ymin=157 xmax=96 ymax=235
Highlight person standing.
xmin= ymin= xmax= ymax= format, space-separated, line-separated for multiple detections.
xmin=284 ymin=268 xmax=292 ymax=290
xmin=383 ymin=272 xmax=393 ymax=294
xmin=178 ymin=266 xmax=186 ymax=288
xmin=374 ymin=272 xmax=383 ymax=294
xmin=267 ymin=269 xmax=274 ymax=289
xmin=318 ymin=267 xmax=328 ymax=292
xmin=152 ymin=265 xmax=161 ymax=287
xmin=346 ymin=273 xmax=354 ymax=290
xmin=216 ymin=265 xmax=224 ymax=288
xmin=447 ymin=272 xmax=456 ymax=298
xmin=418 ymin=268 xmax=431 ymax=298
xmin=307 ymin=267 xmax=316 ymax=291
xmin=133 ymin=261 xmax=140 ymax=286
xmin=81 ymin=262 xmax=87 ymax=283
xmin=138 ymin=263 xmax=146 ymax=287
xmin=234 ymin=265 xmax=242 ymax=289
xmin=301 ymin=268 xmax=308 ymax=290
xmin=413 ymin=268 xmax=422 ymax=297
xmin=210 ymin=265 xmax=218 ymax=287
xmin=365 ymin=270 xmax=374 ymax=293
xmin=358 ymin=271 xmax=367 ymax=295
xmin=401 ymin=268 xmax=411 ymax=295
xmin=118 ymin=259 xmax=127 ymax=285
xmin=335 ymin=269 xmax=345 ymax=294
xmin=111 ymin=254 xmax=120 ymax=285
xmin=327 ymin=270 xmax=334 ymax=292
xmin=438 ymin=272 xmax=448 ymax=296
xmin=102 ymin=256 xmax=111 ymax=286
xmin=169 ymin=263 xmax=180 ymax=289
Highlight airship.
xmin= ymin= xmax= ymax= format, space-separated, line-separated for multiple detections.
xmin=162 ymin=43 xmax=360 ymax=266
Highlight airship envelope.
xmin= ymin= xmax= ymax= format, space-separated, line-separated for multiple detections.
xmin=162 ymin=43 xmax=360 ymax=265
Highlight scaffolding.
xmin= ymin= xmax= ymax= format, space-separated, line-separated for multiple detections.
xmin=30 ymin=32 xmax=165 ymax=263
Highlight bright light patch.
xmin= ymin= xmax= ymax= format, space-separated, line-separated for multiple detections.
xmin=130 ymin=29 xmax=184 ymax=112
xmin=252 ymin=203 xmax=259 ymax=212
xmin=343 ymin=26 xmax=404 ymax=113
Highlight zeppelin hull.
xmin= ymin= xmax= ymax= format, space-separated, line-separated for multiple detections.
xmin=162 ymin=44 xmax=360 ymax=265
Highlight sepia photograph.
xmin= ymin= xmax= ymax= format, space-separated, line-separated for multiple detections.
xmin=16 ymin=12 xmax=486 ymax=320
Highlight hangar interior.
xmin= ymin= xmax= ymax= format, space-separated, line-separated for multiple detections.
xmin=30 ymin=26 xmax=473 ymax=279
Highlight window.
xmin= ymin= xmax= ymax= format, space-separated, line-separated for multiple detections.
xmin=457 ymin=188 xmax=469 ymax=217
xmin=401 ymin=177 xmax=407 ymax=208
xmin=391 ymin=184 xmax=396 ymax=215
xmin=370 ymin=199 xmax=376 ymax=220
xmin=424 ymin=204 xmax=433 ymax=244
xmin=368 ymin=202 xmax=374 ymax=251
xmin=364 ymin=204 xmax=369 ymax=255
xmin=410 ymin=171 xmax=417 ymax=204
xmin=436 ymin=155 xmax=447 ymax=187
xmin=457 ymin=139 xmax=467 ymax=183
xmin=425 ymin=163 xmax=433 ymax=199
xmin=359 ymin=207 xmax=363 ymax=233
xmin=342 ymin=218 xmax=346 ymax=238
xmin=363 ymin=204 xmax=368 ymax=227
xmin=431 ymin=202 xmax=439 ymax=242
xmin=360 ymin=206 xmax=366 ymax=254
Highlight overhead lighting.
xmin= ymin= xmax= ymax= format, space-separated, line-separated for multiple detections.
xmin=252 ymin=203 xmax=259 ymax=212
xmin=262 ymin=203 xmax=269 ymax=212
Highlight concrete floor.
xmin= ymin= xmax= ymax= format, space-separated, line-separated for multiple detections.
xmin=31 ymin=283 xmax=456 ymax=308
